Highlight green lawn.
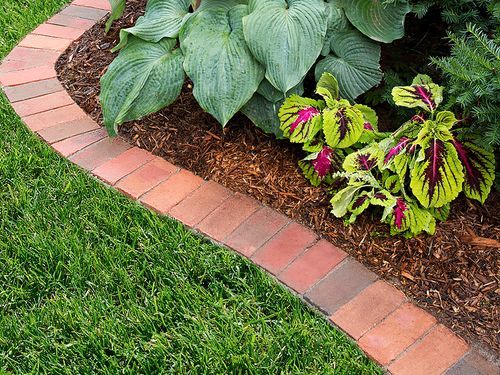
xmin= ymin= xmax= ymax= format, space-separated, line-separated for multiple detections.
xmin=0 ymin=1 xmax=381 ymax=373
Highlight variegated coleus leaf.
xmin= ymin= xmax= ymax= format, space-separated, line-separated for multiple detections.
xmin=299 ymin=146 xmax=341 ymax=187
xmin=343 ymin=143 xmax=384 ymax=173
xmin=323 ymin=100 xmax=364 ymax=148
xmin=279 ymin=95 xmax=325 ymax=143
xmin=392 ymin=77 xmax=443 ymax=112
xmin=452 ymin=139 xmax=495 ymax=203
xmin=384 ymin=174 xmax=402 ymax=194
xmin=316 ymin=72 xmax=339 ymax=107
xmin=410 ymin=121 xmax=464 ymax=208
xmin=428 ymin=204 xmax=450 ymax=222
xmin=384 ymin=198 xmax=436 ymax=237
xmin=330 ymin=181 xmax=366 ymax=218
xmin=383 ymin=136 xmax=412 ymax=166
xmin=371 ymin=189 xmax=396 ymax=207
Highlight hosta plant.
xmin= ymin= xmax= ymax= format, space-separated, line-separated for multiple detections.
xmin=100 ymin=0 xmax=412 ymax=136
xmin=281 ymin=74 xmax=496 ymax=237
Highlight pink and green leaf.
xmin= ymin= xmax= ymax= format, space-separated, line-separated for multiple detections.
xmin=452 ymin=139 xmax=495 ymax=203
xmin=385 ymin=199 xmax=436 ymax=236
xmin=279 ymin=95 xmax=324 ymax=143
xmin=392 ymin=82 xmax=443 ymax=112
xmin=299 ymin=146 xmax=340 ymax=186
xmin=323 ymin=102 xmax=364 ymax=148
xmin=343 ymin=144 xmax=384 ymax=173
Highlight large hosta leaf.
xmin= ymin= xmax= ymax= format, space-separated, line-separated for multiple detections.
xmin=113 ymin=0 xmax=192 ymax=51
xmin=341 ymin=0 xmax=411 ymax=43
xmin=243 ymin=0 xmax=328 ymax=92
xmin=452 ymin=139 xmax=495 ymax=203
xmin=321 ymin=0 xmax=349 ymax=56
xmin=100 ymin=37 xmax=184 ymax=135
xmin=256 ymin=79 xmax=304 ymax=103
xmin=410 ymin=124 xmax=464 ymax=207
xmin=241 ymin=94 xmax=284 ymax=138
xmin=322 ymin=100 xmax=364 ymax=148
xmin=198 ymin=0 xmax=248 ymax=11
xmin=106 ymin=0 xmax=126 ymax=33
xmin=279 ymin=95 xmax=324 ymax=143
xmin=315 ymin=29 xmax=382 ymax=101
xmin=182 ymin=5 xmax=264 ymax=125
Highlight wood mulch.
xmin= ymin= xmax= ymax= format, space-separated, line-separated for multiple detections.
xmin=56 ymin=0 xmax=499 ymax=355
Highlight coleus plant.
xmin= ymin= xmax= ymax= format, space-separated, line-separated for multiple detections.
xmin=281 ymin=74 xmax=496 ymax=237
xmin=100 ymin=0 xmax=412 ymax=136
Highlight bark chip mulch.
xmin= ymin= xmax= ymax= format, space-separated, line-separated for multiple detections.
xmin=56 ymin=0 xmax=500 ymax=355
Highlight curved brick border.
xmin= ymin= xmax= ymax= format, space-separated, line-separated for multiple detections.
xmin=0 ymin=2 xmax=497 ymax=374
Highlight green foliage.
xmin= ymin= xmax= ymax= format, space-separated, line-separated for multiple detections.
xmin=431 ymin=23 xmax=500 ymax=149
xmin=101 ymin=0 xmax=413 ymax=136
xmin=281 ymin=73 xmax=496 ymax=237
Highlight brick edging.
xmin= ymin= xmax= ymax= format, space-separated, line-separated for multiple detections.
xmin=1 ymin=1 xmax=497 ymax=374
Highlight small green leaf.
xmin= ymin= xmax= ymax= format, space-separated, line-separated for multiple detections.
xmin=100 ymin=37 xmax=185 ymax=135
xmin=316 ymin=72 xmax=339 ymax=105
xmin=105 ymin=0 xmax=126 ymax=33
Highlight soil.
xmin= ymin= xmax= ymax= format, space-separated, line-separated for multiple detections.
xmin=56 ymin=0 xmax=500 ymax=355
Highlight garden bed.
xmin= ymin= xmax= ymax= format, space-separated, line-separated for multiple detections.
xmin=56 ymin=0 xmax=499 ymax=353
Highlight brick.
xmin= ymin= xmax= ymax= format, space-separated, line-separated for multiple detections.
xmin=251 ymin=223 xmax=318 ymax=275
xmin=38 ymin=117 xmax=99 ymax=143
xmin=52 ymin=128 xmax=107 ymax=157
xmin=331 ymin=280 xmax=406 ymax=340
xmin=48 ymin=14 xmax=96 ymax=29
xmin=116 ymin=158 xmax=178 ymax=199
xmin=2 ymin=78 xmax=63 ymax=102
xmin=279 ymin=239 xmax=347 ymax=294
xmin=69 ymin=137 xmax=131 ymax=171
xmin=196 ymin=193 xmax=262 ymax=242
xmin=446 ymin=351 xmax=499 ymax=375
xmin=224 ymin=206 xmax=290 ymax=257
xmin=60 ymin=5 xmax=109 ymax=20
xmin=5 ymin=46 xmax=60 ymax=62
xmin=23 ymin=104 xmax=87 ymax=132
xmin=169 ymin=181 xmax=233 ymax=227
xmin=19 ymin=34 xmax=71 ymax=51
xmin=140 ymin=170 xmax=204 ymax=214
xmin=305 ymin=258 xmax=377 ymax=315
xmin=11 ymin=91 xmax=73 ymax=117
xmin=0 ymin=66 xmax=56 ymax=87
xmin=72 ymin=0 xmax=112 ymax=10
xmin=0 ymin=59 xmax=56 ymax=74
xmin=33 ymin=23 xmax=86 ymax=40
xmin=388 ymin=325 xmax=468 ymax=375
xmin=358 ymin=302 xmax=436 ymax=366
xmin=92 ymin=147 xmax=155 ymax=185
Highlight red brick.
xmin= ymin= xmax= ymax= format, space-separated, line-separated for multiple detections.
xmin=19 ymin=34 xmax=71 ymax=51
xmin=3 ymin=78 xmax=63 ymax=103
xmin=115 ymin=158 xmax=178 ymax=199
xmin=52 ymin=128 xmax=107 ymax=156
xmin=60 ymin=5 xmax=109 ymax=20
xmin=0 ymin=59 xmax=56 ymax=74
xmin=358 ymin=302 xmax=436 ymax=366
xmin=38 ymin=117 xmax=99 ymax=143
xmin=331 ymin=280 xmax=406 ymax=340
xmin=33 ymin=23 xmax=86 ymax=40
xmin=224 ymin=206 xmax=290 ymax=257
xmin=389 ymin=325 xmax=468 ymax=375
xmin=305 ymin=258 xmax=377 ymax=314
xmin=6 ymin=46 xmax=60 ymax=63
xmin=23 ymin=104 xmax=87 ymax=131
xmin=0 ymin=66 xmax=56 ymax=87
xmin=279 ymin=239 xmax=347 ymax=294
xmin=169 ymin=181 xmax=233 ymax=227
xmin=92 ymin=147 xmax=155 ymax=185
xmin=72 ymin=0 xmax=112 ymax=10
xmin=48 ymin=14 xmax=96 ymax=29
xmin=140 ymin=170 xmax=204 ymax=214
xmin=69 ymin=137 xmax=131 ymax=171
xmin=11 ymin=91 xmax=73 ymax=117
xmin=251 ymin=223 xmax=318 ymax=275
xmin=196 ymin=193 xmax=261 ymax=242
